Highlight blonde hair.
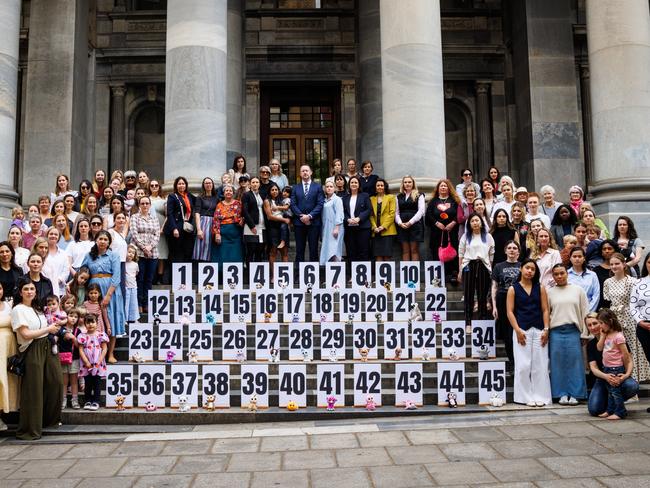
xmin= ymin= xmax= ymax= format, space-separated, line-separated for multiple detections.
xmin=530 ymin=228 xmax=558 ymax=259
xmin=399 ymin=175 xmax=420 ymax=201
xmin=11 ymin=206 xmax=24 ymax=219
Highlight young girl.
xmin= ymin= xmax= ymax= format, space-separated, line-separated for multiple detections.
xmin=11 ymin=206 xmax=27 ymax=231
xmin=83 ymin=283 xmax=110 ymax=336
xmin=60 ymin=308 xmax=82 ymax=409
xmin=61 ymin=294 xmax=77 ymax=315
xmin=44 ymin=295 xmax=67 ymax=355
xmin=124 ymin=245 xmax=139 ymax=326
xmin=68 ymin=267 xmax=90 ymax=307
xmin=77 ymin=313 xmax=108 ymax=410
xmin=596 ymin=308 xmax=631 ymax=420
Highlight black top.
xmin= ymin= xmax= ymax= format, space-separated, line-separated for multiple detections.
xmin=195 ymin=195 xmax=218 ymax=217
xmin=259 ymin=181 xmax=272 ymax=201
xmin=0 ymin=266 xmax=24 ymax=298
xmin=60 ymin=325 xmax=82 ymax=359
xmin=425 ymin=197 xmax=459 ymax=227
xmin=491 ymin=227 xmax=518 ymax=265
xmin=359 ymin=174 xmax=379 ymax=197
xmin=242 ymin=191 xmax=263 ymax=229
xmin=593 ymin=265 xmax=612 ymax=309
xmin=491 ymin=261 xmax=521 ymax=295
xmin=164 ymin=192 xmax=196 ymax=235
xmin=32 ymin=275 xmax=54 ymax=307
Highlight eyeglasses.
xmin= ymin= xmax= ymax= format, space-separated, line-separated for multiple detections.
xmin=80 ymin=186 xmax=89 ymax=190
xmin=91 ymin=222 xmax=102 ymax=226
xmin=261 ymin=171 xmax=270 ymax=174
xmin=463 ymin=173 xmax=472 ymax=177
xmin=140 ymin=202 xmax=150 ymax=205
xmin=150 ymin=184 xmax=159 ymax=187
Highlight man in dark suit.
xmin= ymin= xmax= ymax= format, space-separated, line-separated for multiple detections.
xmin=290 ymin=164 xmax=324 ymax=264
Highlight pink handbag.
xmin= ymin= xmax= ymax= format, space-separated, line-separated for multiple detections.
xmin=438 ymin=231 xmax=457 ymax=263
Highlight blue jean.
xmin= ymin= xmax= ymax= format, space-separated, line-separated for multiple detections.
xmin=587 ymin=375 xmax=638 ymax=416
xmin=137 ymin=258 xmax=158 ymax=309
xmin=603 ymin=365 xmax=628 ymax=417
xmin=280 ymin=222 xmax=290 ymax=244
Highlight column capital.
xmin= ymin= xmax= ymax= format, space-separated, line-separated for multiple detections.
xmin=246 ymin=81 xmax=260 ymax=96
xmin=341 ymin=79 xmax=356 ymax=95
xmin=475 ymin=81 xmax=491 ymax=95
xmin=110 ymin=84 xmax=127 ymax=97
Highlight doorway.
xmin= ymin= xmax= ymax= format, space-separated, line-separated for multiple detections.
xmin=269 ymin=134 xmax=334 ymax=184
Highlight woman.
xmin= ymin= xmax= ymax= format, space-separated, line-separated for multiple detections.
xmin=63 ymin=194 xmax=79 ymax=225
xmin=506 ymin=259 xmax=552 ymax=406
xmin=524 ymin=219 xmax=546 ymax=259
xmin=229 ymin=154 xmax=249 ymax=189
xmin=66 ymin=218 xmax=94 ymax=272
xmin=108 ymin=212 xmax=129 ymax=360
xmin=550 ymin=204 xmax=577 ymax=249
xmin=395 ymin=175 xmax=426 ymax=262
xmin=567 ymin=247 xmax=600 ymax=312
xmin=425 ymin=179 xmax=461 ymax=283
xmin=458 ymin=213 xmax=495 ymax=327
xmin=479 ymin=179 xmax=497 ymax=217
xmin=604 ymin=252 xmax=649 ymax=382
xmin=137 ymin=171 xmax=150 ymax=190
xmin=92 ymin=169 xmax=106 ymax=199
xmin=475 ymin=200 xmax=493 ymax=232
xmin=135 ymin=187 xmax=147 ymax=201
xmin=212 ymin=184 xmax=244 ymax=265
xmin=359 ymin=160 xmax=379 ymax=197
xmin=579 ymin=205 xmax=608 ymax=239
xmin=269 ymin=158 xmax=289 ymax=190
xmin=320 ymin=180 xmax=345 ymax=265
xmin=540 ymin=185 xmax=562 ymax=222
xmin=41 ymin=227 xmax=70 ymax=297
xmin=491 ymin=240 xmax=521 ymax=366
xmin=130 ymin=196 xmax=160 ymax=314
xmin=11 ymin=277 xmax=63 ymax=440
xmin=264 ymin=183 xmax=290 ymax=267
xmin=148 ymin=179 xmax=168 ymax=284
xmin=53 ymin=214 xmax=72 ymax=250
xmin=0 ymin=241 xmax=24 ymax=298
xmin=7 ymin=226 xmax=29 ymax=270
xmin=110 ymin=170 xmax=124 ymax=190
xmin=89 ymin=214 xmax=106 ymax=240
xmin=510 ymin=202 xmax=529 ymax=245
xmin=235 ymin=175 xmax=250 ymax=201
xmin=104 ymin=195 xmax=127 ymax=231
xmin=459 ymin=184 xmax=478 ymax=232
xmin=487 ymin=166 xmax=501 ymax=195
xmin=99 ymin=187 xmax=115 ymax=214
xmin=241 ymin=177 xmax=266 ymax=263
xmin=334 ymin=174 xmax=348 ymax=197
xmin=568 ymin=185 xmax=584 ymax=216
xmin=530 ymin=228 xmax=562 ymax=289
xmin=164 ymin=176 xmax=196 ymax=264
xmin=455 ymin=168 xmax=481 ymax=198
xmin=81 ymin=194 xmax=99 ymax=219
xmin=25 ymin=252 xmax=53 ymax=305
xmin=593 ymin=239 xmax=617 ymax=309
xmin=546 ymin=264 xmax=589 ymax=404
xmin=370 ymin=178 xmax=397 ymax=261
xmin=490 ymin=182 xmax=515 ymax=219
xmin=44 ymin=199 xmax=65 ymax=228
xmin=614 ymin=216 xmax=645 ymax=276
xmin=0 ymin=282 xmax=18 ymax=430
xmin=490 ymin=209 xmax=519 ymax=266
xmin=325 ymin=158 xmax=344 ymax=185
xmin=193 ymin=177 xmax=219 ymax=262
xmin=345 ymin=158 xmax=359 ymax=180
xmin=50 ymin=174 xmax=77 ymax=210
xmin=630 ymin=254 xmax=650 ymax=391
xmin=342 ymin=176 xmax=372 ymax=263
xmin=573 ymin=221 xmax=588 ymax=251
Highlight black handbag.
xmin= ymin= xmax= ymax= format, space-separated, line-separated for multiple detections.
xmin=7 ymin=350 xmax=27 ymax=377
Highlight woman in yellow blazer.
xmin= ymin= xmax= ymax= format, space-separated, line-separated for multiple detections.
xmin=370 ymin=178 xmax=397 ymax=261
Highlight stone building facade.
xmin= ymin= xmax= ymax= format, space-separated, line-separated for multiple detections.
xmin=1 ymin=0 xmax=649 ymax=237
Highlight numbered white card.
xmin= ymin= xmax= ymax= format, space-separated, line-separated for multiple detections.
xmin=411 ymin=321 xmax=437 ymax=360
xmin=364 ymin=289 xmax=388 ymax=323
xmin=273 ymin=262 xmax=294 ymax=290
xmin=320 ymin=322 xmax=346 ymax=360
xmin=392 ymin=288 xmax=416 ymax=321
xmin=229 ymin=291 xmax=252 ymax=323
xmin=221 ymin=322 xmax=247 ymax=361
xmin=440 ymin=321 xmax=467 ymax=359
xmin=201 ymin=290 xmax=224 ymax=324
xmin=254 ymin=290 xmax=279 ymax=323
xmin=148 ymin=290 xmax=170 ymax=323
xmin=172 ymin=263 xmax=192 ymax=291
xmin=282 ymin=290 xmax=306 ymax=323
xmin=374 ymin=261 xmax=395 ymax=289
xmin=478 ymin=361 xmax=507 ymax=405
xmin=222 ymin=262 xmax=244 ymax=290
xmin=129 ymin=323 xmax=154 ymax=362
xmin=340 ymin=289 xmax=362 ymax=322
xmin=395 ymin=363 xmax=423 ymax=406
xmin=255 ymin=323 xmax=280 ymax=360
xmin=240 ymin=364 xmax=269 ymax=408
xmin=137 ymin=364 xmax=166 ymax=407
xmin=383 ymin=322 xmax=409 ymax=359
xmin=158 ymin=323 xmax=183 ymax=362
xmin=170 ymin=364 xmax=199 ymax=408
xmin=249 ymin=262 xmax=270 ymax=289
xmin=424 ymin=287 xmax=448 ymax=322
xmin=105 ymin=365 xmax=134 ymax=408
xmin=299 ymin=262 xmax=320 ymax=290
xmin=399 ymin=261 xmax=421 ymax=291
xmin=350 ymin=261 xmax=372 ymax=288
xmin=312 ymin=290 xmax=335 ymax=323
xmin=187 ymin=323 xmax=213 ymax=361
xmin=317 ymin=364 xmax=345 ymax=407
xmin=173 ymin=290 xmax=196 ymax=324
xmin=354 ymin=363 xmax=382 ymax=407
xmin=424 ymin=260 xmax=446 ymax=287
xmin=202 ymin=364 xmax=230 ymax=408
xmin=198 ymin=263 xmax=219 ymax=292
xmin=353 ymin=322 xmax=378 ymax=359
xmin=325 ymin=261 xmax=346 ymax=289
xmin=288 ymin=323 xmax=314 ymax=361
xmin=471 ymin=320 xmax=497 ymax=359
xmin=437 ymin=362 xmax=466 ymax=406
xmin=278 ymin=364 xmax=307 ymax=407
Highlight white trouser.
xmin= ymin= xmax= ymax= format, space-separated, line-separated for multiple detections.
xmin=513 ymin=328 xmax=552 ymax=405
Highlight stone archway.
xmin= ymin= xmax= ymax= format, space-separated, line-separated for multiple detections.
xmin=444 ymin=99 xmax=474 ymax=181
xmin=129 ymin=103 xmax=165 ymax=182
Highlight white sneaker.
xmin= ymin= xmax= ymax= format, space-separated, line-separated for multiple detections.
xmin=568 ymin=397 xmax=579 ymax=405
xmin=61 ymin=398 xmax=67 ymax=410
xmin=83 ymin=402 xmax=93 ymax=410
xmin=558 ymin=395 xmax=569 ymax=405
xmin=535 ymin=401 xmax=546 ymax=407
xmin=526 ymin=401 xmax=536 ymax=407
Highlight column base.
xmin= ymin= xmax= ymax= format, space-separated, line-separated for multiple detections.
xmin=386 ymin=177 xmax=441 ymax=199
xmin=0 ymin=185 xmax=20 ymax=238
xmin=590 ymin=179 xmax=650 ymax=240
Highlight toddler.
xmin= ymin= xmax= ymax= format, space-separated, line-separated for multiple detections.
xmin=83 ymin=283 xmax=111 ymax=336
xmin=278 ymin=186 xmax=293 ymax=249
xmin=11 ymin=206 xmax=27 ymax=232
xmin=60 ymin=308 xmax=82 ymax=409
xmin=44 ymin=295 xmax=68 ymax=355
xmin=78 ymin=313 xmax=109 ymax=411
xmin=61 ymin=293 xmax=77 ymax=314
xmin=560 ymin=235 xmax=578 ymax=266
xmin=125 ymin=245 xmax=139 ymax=325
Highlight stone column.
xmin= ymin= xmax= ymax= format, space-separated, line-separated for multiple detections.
xmin=165 ymin=0 xmax=227 ymax=183
xmin=227 ymin=0 xmax=244 ymax=162
xmin=0 ymin=0 xmax=21 ymax=235
xmin=341 ymin=80 xmax=357 ymax=163
xmin=587 ymin=0 xmax=650 ymax=234
xmin=379 ymin=0 xmax=446 ymax=190
xmin=475 ymin=81 xmax=493 ymax=178
xmin=110 ymin=84 xmax=126 ymax=171
xmin=245 ymin=81 xmax=260 ymax=169
xmin=579 ymin=67 xmax=593 ymax=186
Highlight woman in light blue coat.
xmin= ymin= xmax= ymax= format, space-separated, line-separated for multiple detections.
xmin=320 ymin=180 xmax=345 ymax=265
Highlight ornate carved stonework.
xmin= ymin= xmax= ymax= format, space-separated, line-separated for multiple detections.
xmin=246 ymin=81 xmax=260 ymax=96
xmin=127 ymin=21 xmax=166 ymax=32
xmin=276 ymin=19 xmax=324 ymax=30
xmin=442 ymin=17 xmax=488 ymax=30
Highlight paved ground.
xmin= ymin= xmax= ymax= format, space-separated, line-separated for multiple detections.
xmin=2 ymin=402 xmax=650 ymax=487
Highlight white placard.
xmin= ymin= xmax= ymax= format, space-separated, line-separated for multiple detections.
xmin=395 ymin=363 xmax=423 ymax=406
xmin=437 ymin=362 xmax=466 ymax=406
xmin=312 ymin=290 xmax=335 ymax=323
xmin=172 ymin=262 xmax=192 ymax=291
xmin=105 ymin=364 xmax=134 ymax=408
xmin=383 ymin=322 xmax=409 ymax=359
xmin=411 ymin=321 xmax=437 ymax=360
xmin=299 ymin=262 xmax=320 ymax=290
xmin=288 ymin=323 xmax=314 ymax=361
xmin=229 ymin=290 xmax=252 ymax=323
xmin=399 ymin=261 xmax=421 ymax=291
xmin=202 ymin=364 xmax=230 ymax=408
xmin=424 ymin=260 xmax=446 ymax=287
xmin=148 ymin=290 xmax=170 ymax=323
xmin=340 ymin=289 xmax=362 ymax=322
xmin=471 ymin=320 xmax=497 ymax=359
xmin=317 ymin=364 xmax=345 ymax=407
xmin=282 ymin=290 xmax=306 ymax=323
xmin=249 ymin=262 xmax=270 ymax=289
xmin=278 ymin=364 xmax=307 ymax=407
xmin=221 ymin=322 xmax=247 ymax=361
xmin=198 ymin=263 xmax=219 ymax=292
xmin=320 ymin=322 xmax=346 ymax=360
xmin=440 ymin=321 xmax=467 ymax=359
xmin=273 ymin=262 xmax=294 ymax=289
xmin=158 ymin=323 xmax=183 ymax=362
xmin=392 ymin=288 xmax=416 ymax=321
xmin=325 ymin=261 xmax=346 ymax=289
xmin=424 ymin=287 xmax=447 ymax=322
xmin=255 ymin=323 xmax=280 ymax=360
xmin=374 ymin=261 xmax=395 ymax=289
xmin=170 ymin=364 xmax=199 ymax=408
xmin=240 ymin=364 xmax=269 ymax=408
xmin=478 ymin=361 xmax=507 ymax=406
xmin=353 ymin=322 xmax=378 ymax=359
xmin=354 ymin=363 xmax=382 ymax=407
xmin=255 ymin=290 xmax=279 ymax=323
xmin=201 ymin=290 xmax=224 ymax=324
xmin=128 ymin=323 xmax=153 ymax=362
xmin=350 ymin=261 xmax=372 ymax=288
xmin=137 ymin=364 xmax=166 ymax=407
xmin=223 ymin=262 xmax=244 ymax=290
xmin=364 ymin=289 xmax=388 ymax=323
xmin=187 ymin=323 xmax=213 ymax=361
xmin=173 ymin=290 xmax=196 ymax=324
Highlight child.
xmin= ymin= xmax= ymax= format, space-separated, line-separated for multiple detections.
xmin=560 ymin=235 xmax=578 ymax=266
xmin=60 ymin=308 xmax=82 ymax=409
xmin=77 ymin=313 xmax=109 ymax=410
xmin=125 ymin=245 xmax=139 ymax=326
xmin=11 ymin=206 xmax=27 ymax=231
xmin=585 ymin=225 xmax=604 ymax=268
xmin=596 ymin=308 xmax=631 ymax=420
xmin=44 ymin=295 xmax=68 ymax=355
xmin=68 ymin=266 xmax=90 ymax=305
xmin=124 ymin=189 xmax=136 ymax=215
xmin=61 ymin=293 xmax=77 ymax=315
xmin=83 ymin=283 xmax=111 ymax=336
xmin=278 ymin=186 xmax=293 ymax=249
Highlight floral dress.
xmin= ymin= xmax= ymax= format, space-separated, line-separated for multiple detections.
xmin=604 ymin=275 xmax=650 ymax=381
xmin=77 ymin=332 xmax=109 ymax=378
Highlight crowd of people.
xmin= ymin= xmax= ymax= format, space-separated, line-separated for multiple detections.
xmin=1 ymin=158 xmax=649 ymax=439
